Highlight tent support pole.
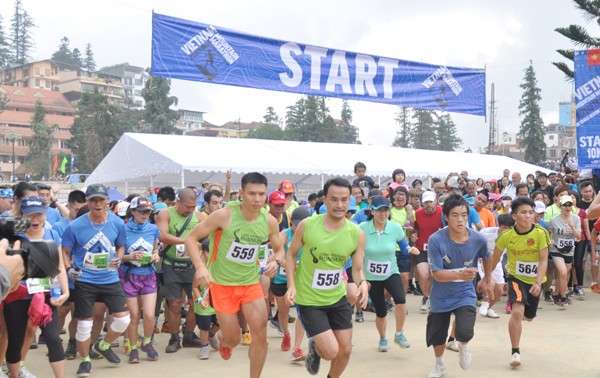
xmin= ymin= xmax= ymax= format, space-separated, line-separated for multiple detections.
xmin=124 ymin=180 xmax=129 ymax=196
xmin=181 ymin=170 xmax=185 ymax=188
xmin=321 ymin=174 xmax=324 ymax=189
xmin=150 ymin=175 xmax=154 ymax=190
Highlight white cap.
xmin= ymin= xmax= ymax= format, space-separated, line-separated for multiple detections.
xmin=447 ymin=176 xmax=459 ymax=188
xmin=422 ymin=191 xmax=436 ymax=203
xmin=116 ymin=201 xmax=130 ymax=217
xmin=534 ymin=201 xmax=546 ymax=214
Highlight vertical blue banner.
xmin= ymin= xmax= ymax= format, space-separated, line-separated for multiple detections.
xmin=575 ymin=49 xmax=600 ymax=168
xmin=151 ymin=12 xmax=486 ymax=116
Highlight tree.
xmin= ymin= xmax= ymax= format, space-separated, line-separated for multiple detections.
xmin=392 ymin=106 xmax=412 ymax=148
xmin=26 ymin=101 xmax=56 ymax=178
xmin=84 ymin=43 xmax=96 ymax=72
xmin=410 ymin=109 xmax=438 ymax=150
xmin=263 ymin=106 xmax=280 ymax=126
xmin=70 ymin=89 xmax=125 ymax=172
xmin=553 ymin=0 xmax=600 ymax=80
xmin=436 ymin=112 xmax=462 ymax=151
xmin=248 ymin=107 xmax=285 ymax=140
xmin=518 ymin=61 xmax=546 ymax=164
xmin=338 ymin=100 xmax=360 ymax=144
xmin=10 ymin=0 xmax=35 ymax=65
xmin=72 ymin=48 xmax=83 ymax=70
xmin=51 ymin=36 xmax=73 ymax=69
xmin=142 ymin=71 xmax=179 ymax=134
xmin=0 ymin=15 xmax=11 ymax=67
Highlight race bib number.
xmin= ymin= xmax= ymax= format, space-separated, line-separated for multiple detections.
xmin=278 ymin=266 xmax=286 ymax=276
xmin=516 ymin=261 xmax=538 ymax=277
xmin=367 ymin=260 xmax=391 ymax=276
xmin=26 ymin=278 xmax=50 ymax=294
xmin=311 ymin=269 xmax=343 ymax=290
xmin=83 ymin=252 xmax=109 ymax=270
xmin=557 ymin=238 xmax=574 ymax=249
xmin=130 ymin=252 xmax=153 ymax=267
xmin=175 ymin=244 xmax=188 ymax=259
xmin=226 ymin=241 xmax=259 ymax=263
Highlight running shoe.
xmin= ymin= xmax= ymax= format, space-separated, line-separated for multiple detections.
xmin=485 ymin=309 xmax=500 ymax=318
xmin=65 ymin=339 xmax=77 ymax=360
xmin=93 ymin=342 xmax=121 ymax=364
xmin=305 ymin=339 xmax=321 ymax=375
xmin=510 ymin=352 xmax=521 ymax=367
xmin=141 ymin=341 xmax=159 ymax=361
xmin=281 ymin=333 xmax=292 ymax=351
xmin=576 ymin=286 xmax=586 ymax=300
xmin=208 ymin=336 xmax=219 ymax=351
xmin=128 ymin=348 xmax=140 ymax=364
xmin=241 ymin=331 xmax=252 ymax=346
xmin=446 ymin=341 xmax=459 ymax=352
xmin=458 ymin=344 xmax=472 ymax=370
xmin=420 ymin=297 xmax=430 ymax=312
xmin=76 ymin=361 xmax=91 ymax=378
xmin=355 ymin=311 xmax=364 ymax=323
xmin=288 ymin=315 xmax=296 ymax=323
xmin=0 ymin=372 xmax=7 ymax=378
xmin=18 ymin=366 xmax=36 ymax=378
xmin=378 ymin=338 xmax=389 ymax=352
xmin=394 ymin=332 xmax=411 ymax=349
xmin=505 ymin=301 xmax=512 ymax=314
xmin=559 ymin=298 xmax=568 ymax=310
xmin=591 ymin=283 xmax=600 ymax=294
xmin=553 ymin=295 xmax=561 ymax=307
xmin=218 ymin=341 xmax=232 ymax=360
xmin=182 ymin=331 xmax=203 ymax=348
xmin=566 ymin=287 xmax=574 ymax=298
xmin=270 ymin=317 xmax=284 ymax=335
xmin=165 ymin=334 xmax=181 ymax=353
xmin=88 ymin=349 xmax=103 ymax=360
xmin=198 ymin=345 xmax=210 ymax=360
xmin=428 ymin=363 xmax=446 ymax=378
xmin=290 ymin=348 xmax=305 ymax=362
xmin=544 ymin=289 xmax=553 ymax=302
xmin=478 ymin=301 xmax=489 ymax=316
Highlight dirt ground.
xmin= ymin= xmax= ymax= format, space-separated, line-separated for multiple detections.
xmin=21 ymin=290 xmax=600 ymax=378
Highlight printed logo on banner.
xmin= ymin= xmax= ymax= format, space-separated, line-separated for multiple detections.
xmin=421 ymin=66 xmax=463 ymax=109
xmin=574 ymin=49 xmax=600 ymax=168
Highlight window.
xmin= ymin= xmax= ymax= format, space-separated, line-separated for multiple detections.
xmin=34 ymin=67 xmax=40 ymax=75
xmin=45 ymin=80 xmax=50 ymax=88
xmin=23 ymin=69 xmax=29 ymax=77
xmin=34 ymin=79 xmax=40 ymax=87
xmin=45 ymin=69 xmax=50 ymax=76
xmin=550 ymin=150 xmax=556 ymax=158
xmin=549 ymin=135 xmax=554 ymax=140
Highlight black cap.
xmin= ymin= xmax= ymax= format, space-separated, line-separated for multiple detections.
xmin=291 ymin=207 xmax=310 ymax=226
xmin=371 ymin=195 xmax=391 ymax=210
xmin=368 ymin=189 xmax=382 ymax=198
xmin=86 ymin=184 xmax=109 ymax=200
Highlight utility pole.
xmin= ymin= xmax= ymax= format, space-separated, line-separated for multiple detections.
xmin=488 ymin=83 xmax=496 ymax=154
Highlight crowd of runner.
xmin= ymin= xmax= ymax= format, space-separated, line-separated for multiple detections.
xmin=0 ymin=161 xmax=599 ymax=378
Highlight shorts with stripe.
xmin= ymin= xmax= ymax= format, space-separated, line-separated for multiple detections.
xmin=507 ymin=275 xmax=539 ymax=319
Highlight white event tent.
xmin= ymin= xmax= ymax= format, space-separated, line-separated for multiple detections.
xmin=86 ymin=133 xmax=553 ymax=191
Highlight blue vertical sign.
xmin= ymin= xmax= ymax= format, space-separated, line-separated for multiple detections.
xmin=575 ymin=49 xmax=600 ymax=168
xmin=151 ymin=12 xmax=486 ymax=116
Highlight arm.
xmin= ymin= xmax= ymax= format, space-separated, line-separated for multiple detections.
xmin=263 ymin=215 xmax=285 ymax=278
xmin=431 ymin=268 xmax=477 ymax=283
xmin=284 ymin=220 xmax=306 ymax=306
xmin=351 ymin=229 xmax=369 ymax=309
xmin=570 ymin=217 xmax=582 ymax=241
xmin=51 ymin=245 xmax=70 ymax=306
xmin=224 ymin=169 xmax=232 ymax=202
xmin=586 ymin=193 xmax=600 ymax=220
xmin=584 ymin=218 xmax=591 ymax=241
xmin=530 ymin=247 xmax=549 ymax=297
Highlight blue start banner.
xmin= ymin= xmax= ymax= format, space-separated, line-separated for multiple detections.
xmin=151 ymin=12 xmax=486 ymax=116
xmin=575 ymin=49 xmax=600 ymax=168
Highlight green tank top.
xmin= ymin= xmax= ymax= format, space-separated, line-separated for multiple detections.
xmin=208 ymin=204 xmax=269 ymax=286
xmin=193 ymin=287 xmax=215 ymax=316
xmin=295 ymin=214 xmax=359 ymax=306
xmin=165 ymin=207 xmax=200 ymax=262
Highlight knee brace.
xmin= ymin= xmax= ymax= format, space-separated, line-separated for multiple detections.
xmin=75 ymin=320 xmax=93 ymax=342
xmin=110 ymin=314 xmax=131 ymax=333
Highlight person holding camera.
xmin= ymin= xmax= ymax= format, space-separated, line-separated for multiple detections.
xmin=61 ymin=184 xmax=130 ymax=378
xmin=3 ymin=196 xmax=69 ymax=378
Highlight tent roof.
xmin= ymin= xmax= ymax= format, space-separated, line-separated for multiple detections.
xmin=86 ymin=133 xmax=553 ymax=189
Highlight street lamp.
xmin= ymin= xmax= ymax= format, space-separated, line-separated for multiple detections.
xmin=5 ymin=131 xmax=21 ymax=182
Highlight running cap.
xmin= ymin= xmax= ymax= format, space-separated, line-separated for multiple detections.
xmin=422 ymin=191 xmax=436 ymax=203
xmin=130 ymin=196 xmax=152 ymax=211
xmin=348 ymin=196 xmax=357 ymax=211
xmin=116 ymin=201 xmax=130 ymax=217
xmin=291 ymin=207 xmax=310 ymax=226
xmin=269 ymin=191 xmax=286 ymax=205
xmin=21 ymin=196 xmax=47 ymax=215
xmin=559 ymin=195 xmax=573 ymax=206
xmin=371 ymin=195 xmax=391 ymax=210
xmin=86 ymin=184 xmax=109 ymax=200
xmin=278 ymin=180 xmax=294 ymax=194
xmin=533 ymin=201 xmax=546 ymax=214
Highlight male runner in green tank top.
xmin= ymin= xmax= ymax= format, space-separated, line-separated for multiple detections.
xmin=185 ymin=172 xmax=285 ymax=378
xmin=156 ymin=188 xmax=205 ymax=353
xmin=285 ymin=178 xmax=368 ymax=378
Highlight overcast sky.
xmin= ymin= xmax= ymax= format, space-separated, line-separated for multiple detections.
xmin=0 ymin=0 xmax=590 ymax=152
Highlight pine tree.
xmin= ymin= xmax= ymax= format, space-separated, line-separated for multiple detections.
xmin=518 ymin=61 xmax=546 ymax=164
xmin=72 ymin=48 xmax=83 ymax=70
xmin=392 ymin=106 xmax=412 ymax=148
xmin=0 ymin=15 xmax=11 ymax=67
xmin=338 ymin=100 xmax=360 ymax=144
xmin=84 ymin=43 xmax=96 ymax=72
xmin=10 ymin=1 xmax=35 ymax=65
xmin=436 ymin=112 xmax=462 ymax=151
xmin=263 ymin=106 xmax=280 ymax=126
xmin=410 ymin=109 xmax=438 ymax=150
xmin=51 ymin=37 xmax=73 ymax=69
xmin=248 ymin=107 xmax=285 ymax=140
xmin=26 ymin=101 xmax=56 ymax=178
xmin=142 ymin=71 xmax=180 ymax=134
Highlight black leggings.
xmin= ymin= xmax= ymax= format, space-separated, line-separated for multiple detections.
xmin=572 ymin=241 xmax=587 ymax=287
xmin=368 ymin=274 xmax=405 ymax=318
xmin=3 ymin=297 xmax=65 ymax=364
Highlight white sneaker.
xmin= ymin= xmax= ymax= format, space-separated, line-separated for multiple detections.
xmin=198 ymin=345 xmax=210 ymax=360
xmin=485 ymin=309 xmax=500 ymax=318
xmin=420 ymin=297 xmax=430 ymax=312
xmin=445 ymin=340 xmax=459 ymax=352
xmin=510 ymin=352 xmax=521 ymax=367
xmin=458 ymin=344 xmax=472 ymax=370
xmin=428 ymin=363 xmax=446 ymax=378
xmin=478 ymin=301 xmax=489 ymax=316
xmin=18 ymin=366 xmax=37 ymax=378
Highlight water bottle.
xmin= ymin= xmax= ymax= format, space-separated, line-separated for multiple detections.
xmin=50 ymin=276 xmax=61 ymax=299
xmin=108 ymin=248 xmax=118 ymax=271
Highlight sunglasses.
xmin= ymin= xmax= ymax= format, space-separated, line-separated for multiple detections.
xmin=561 ymin=203 xmax=573 ymax=208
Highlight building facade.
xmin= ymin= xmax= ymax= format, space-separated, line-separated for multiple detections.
xmin=97 ymin=63 xmax=148 ymax=108
xmin=1 ymin=60 xmax=61 ymax=90
xmin=57 ymin=70 xmax=125 ymax=106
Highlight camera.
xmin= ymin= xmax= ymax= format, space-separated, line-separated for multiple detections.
xmin=1 ymin=217 xmax=60 ymax=279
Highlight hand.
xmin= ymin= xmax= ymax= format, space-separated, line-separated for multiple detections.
xmin=109 ymin=258 xmax=121 ymax=269
xmin=0 ymin=239 xmax=24 ymax=295
xmin=152 ymin=253 xmax=160 ymax=263
xmin=199 ymin=299 xmax=208 ymax=309
xmin=460 ymin=267 xmax=478 ymax=281
xmin=356 ymin=281 xmax=369 ymax=309
xmin=285 ymin=285 xmax=296 ymax=306
xmin=482 ymin=278 xmax=495 ymax=302
xmin=408 ymin=247 xmax=420 ymax=255
xmin=225 ymin=169 xmax=232 ymax=180
xmin=67 ymin=267 xmax=82 ymax=282
xmin=50 ymin=293 xmax=69 ymax=307
xmin=263 ymin=261 xmax=278 ymax=279
xmin=529 ymin=282 xmax=542 ymax=297
xmin=195 ymin=266 xmax=213 ymax=288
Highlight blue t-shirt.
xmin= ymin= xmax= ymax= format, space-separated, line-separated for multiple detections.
xmin=52 ymin=218 xmax=70 ymax=238
xmin=46 ymin=207 xmax=62 ymax=226
xmin=18 ymin=228 xmax=62 ymax=296
xmin=122 ymin=220 xmax=160 ymax=276
xmin=351 ymin=209 xmax=369 ymax=225
xmin=274 ymin=227 xmax=304 ymax=285
xmin=61 ymin=213 xmax=127 ymax=285
xmin=428 ymin=227 xmax=488 ymax=313
xmin=441 ymin=206 xmax=481 ymax=229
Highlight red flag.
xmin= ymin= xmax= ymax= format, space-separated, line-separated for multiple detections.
xmin=588 ymin=49 xmax=600 ymax=66
xmin=52 ymin=156 xmax=58 ymax=172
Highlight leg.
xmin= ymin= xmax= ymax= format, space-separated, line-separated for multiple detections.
xmin=126 ymin=296 xmax=140 ymax=348
xmin=3 ymin=299 xmax=30 ymax=377
xmin=368 ymin=280 xmax=387 ymax=338
xmin=167 ymin=298 xmax=182 ymax=336
xmin=553 ymin=257 xmax=568 ymax=298
xmin=508 ymin=302 xmax=525 ymax=348
xmin=416 ymin=262 xmax=431 ymax=297
xmin=293 ymin=308 xmax=305 ymax=350
xmin=275 ymin=296 xmax=290 ymax=334
xmin=574 ymin=242 xmax=585 ymax=287
xmin=241 ymin=298 xmax=269 ymax=378
xmin=328 ymin=329 xmax=353 ymax=378
xmin=139 ymin=293 xmax=157 ymax=339
xmin=41 ymin=304 xmax=66 ymax=378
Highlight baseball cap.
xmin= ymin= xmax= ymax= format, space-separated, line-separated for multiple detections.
xmin=371 ymin=195 xmax=391 ymax=210
xmin=534 ymin=201 xmax=546 ymax=214
xmin=269 ymin=191 xmax=286 ymax=205
xmin=21 ymin=196 xmax=47 ymax=215
xmin=348 ymin=196 xmax=357 ymax=211
xmin=152 ymin=202 xmax=168 ymax=214
xmin=559 ymin=195 xmax=573 ymax=206
xmin=490 ymin=178 xmax=498 ymax=183
xmin=116 ymin=201 xmax=130 ymax=217
xmin=438 ymin=194 xmax=449 ymax=206
xmin=278 ymin=180 xmax=294 ymax=194
xmin=130 ymin=196 xmax=152 ymax=211
xmin=422 ymin=191 xmax=436 ymax=203
xmin=368 ymin=189 xmax=382 ymax=198
xmin=0 ymin=188 xmax=13 ymax=199
xmin=412 ymin=179 xmax=423 ymax=188
xmin=86 ymin=184 xmax=109 ymax=200
xmin=447 ymin=176 xmax=459 ymax=188
xmin=291 ymin=207 xmax=310 ymax=226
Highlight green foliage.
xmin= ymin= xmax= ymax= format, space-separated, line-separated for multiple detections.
xmin=84 ymin=43 xmax=96 ymax=72
xmin=10 ymin=0 xmax=35 ymax=65
xmin=518 ymin=62 xmax=546 ymax=164
xmin=248 ymin=123 xmax=285 ymax=140
xmin=392 ymin=107 xmax=412 ymax=148
xmin=26 ymin=101 xmax=56 ymax=178
xmin=142 ymin=72 xmax=180 ymax=134
xmin=263 ymin=106 xmax=280 ymax=126
xmin=51 ymin=37 xmax=85 ymax=70
xmin=0 ymin=15 xmax=11 ymax=68
xmin=436 ymin=112 xmax=462 ymax=151
xmin=411 ymin=109 xmax=438 ymax=150
xmin=70 ymin=89 xmax=125 ymax=172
